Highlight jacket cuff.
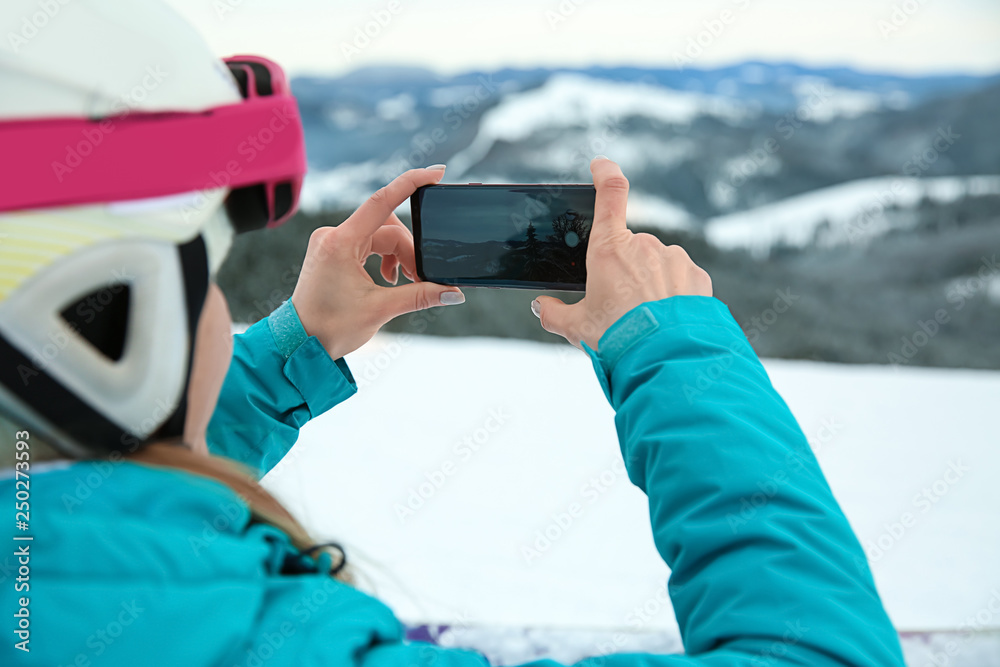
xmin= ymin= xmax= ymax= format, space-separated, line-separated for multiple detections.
xmin=583 ymin=296 xmax=743 ymax=405
xmin=267 ymin=299 xmax=310 ymax=360
xmin=267 ymin=300 xmax=357 ymax=416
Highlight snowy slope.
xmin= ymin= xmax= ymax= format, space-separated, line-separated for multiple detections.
xmin=448 ymin=74 xmax=749 ymax=177
xmin=301 ymin=164 xmax=695 ymax=233
xmin=299 ymin=159 xmax=391 ymax=214
xmin=789 ymin=76 xmax=884 ymax=121
xmin=704 ymin=175 xmax=1000 ymax=257
xmin=262 ymin=333 xmax=1000 ymax=637
xmin=406 ymin=626 xmax=1000 ymax=667
xmin=446 ymin=72 xmax=896 ymax=179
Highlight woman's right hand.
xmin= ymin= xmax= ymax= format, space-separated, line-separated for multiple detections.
xmin=532 ymin=157 xmax=713 ymax=350
xmin=291 ymin=166 xmax=465 ymax=362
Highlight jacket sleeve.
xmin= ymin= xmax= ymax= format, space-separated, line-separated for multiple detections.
xmin=229 ymin=296 xmax=903 ymax=667
xmin=206 ymin=300 xmax=357 ymax=478
xmin=574 ymin=296 xmax=904 ymax=666
xmin=342 ymin=296 xmax=903 ymax=667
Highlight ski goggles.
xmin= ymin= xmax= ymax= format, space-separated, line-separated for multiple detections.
xmin=0 ymin=55 xmax=306 ymax=233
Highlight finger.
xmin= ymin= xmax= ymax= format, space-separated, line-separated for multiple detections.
xmin=386 ymin=213 xmax=416 ymax=282
xmin=379 ymin=255 xmax=399 ymax=285
xmin=375 ymin=282 xmax=465 ymax=320
xmin=387 ymin=213 xmax=413 ymax=240
xmin=532 ymin=296 xmax=580 ymax=347
xmin=369 ymin=225 xmax=417 ymax=282
xmin=389 ymin=213 xmax=425 ymax=281
xmin=589 ymin=157 xmax=630 ymax=243
xmin=344 ymin=166 xmax=446 ymax=240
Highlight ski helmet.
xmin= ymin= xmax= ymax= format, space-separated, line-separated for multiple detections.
xmin=0 ymin=0 xmax=306 ymax=457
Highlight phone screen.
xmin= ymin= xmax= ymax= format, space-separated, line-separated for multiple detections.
xmin=411 ymin=184 xmax=596 ymax=290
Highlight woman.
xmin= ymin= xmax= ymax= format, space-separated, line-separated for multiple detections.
xmin=0 ymin=2 xmax=904 ymax=665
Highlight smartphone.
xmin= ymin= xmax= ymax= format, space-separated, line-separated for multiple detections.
xmin=411 ymin=184 xmax=596 ymax=291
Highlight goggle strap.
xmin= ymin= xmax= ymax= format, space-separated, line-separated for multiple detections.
xmin=0 ymin=96 xmax=306 ymax=216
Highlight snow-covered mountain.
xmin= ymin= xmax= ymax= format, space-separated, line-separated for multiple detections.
xmin=294 ymin=62 xmax=1000 ymax=231
xmin=221 ymin=61 xmax=1000 ymax=373
xmin=705 ymin=175 xmax=1000 ymax=257
xmin=445 ymin=73 xmax=751 ymax=177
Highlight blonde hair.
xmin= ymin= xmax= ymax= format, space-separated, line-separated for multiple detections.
xmin=0 ymin=415 xmax=349 ymax=581
xmin=129 ymin=443 xmax=351 ymax=582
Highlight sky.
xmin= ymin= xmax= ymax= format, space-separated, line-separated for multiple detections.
xmin=164 ymin=0 xmax=1000 ymax=76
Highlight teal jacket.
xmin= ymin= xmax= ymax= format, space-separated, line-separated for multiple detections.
xmin=1 ymin=297 xmax=905 ymax=666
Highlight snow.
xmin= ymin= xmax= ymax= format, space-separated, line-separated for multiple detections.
xmin=430 ymin=85 xmax=488 ymax=108
xmin=324 ymin=105 xmax=363 ymax=131
xmin=376 ymin=93 xmax=417 ymax=121
xmin=448 ymin=74 xmax=750 ymax=176
xmin=262 ymin=332 xmax=1000 ymax=637
xmin=300 ymin=159 xmax=696 ymax=233
xmin=946 ymin=270 xmax=1000 ymax=306
xmin=427 ymin=627 xmax=1000 ymax=667
xmin=432 ymin=627 xmax=683 ymax=665
xmin=792 ymin=76 xmax=883 ymax=122
xmin=626 ymin=192 xmax=695 ymax=232
xmin=704 ymin=175 xmax=1000 ymax=257
xmin=299 ymin=160 xmax=392 ymax=213
xmin=376 ymin=93 xmax=420 ymax=130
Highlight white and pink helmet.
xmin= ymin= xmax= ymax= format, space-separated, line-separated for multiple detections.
xmin=0 ymin=0 xmax=307 ymax=457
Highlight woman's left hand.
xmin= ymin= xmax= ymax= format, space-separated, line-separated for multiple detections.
xmin=291 ymin=166 xmax=465 ymax=361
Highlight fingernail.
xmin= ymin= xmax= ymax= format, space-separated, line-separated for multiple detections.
xmin=531 ymin=299 xmax=541 ymax=319
xmin=593 ymin=155 xmax=608 ymax=161
xmin=426 ymin=164 xmax=447 ymax=171
xmin=391 ymin=266 xmax=399 ymax=285
xmin=440 ymin=291 xmax=465 ymax=306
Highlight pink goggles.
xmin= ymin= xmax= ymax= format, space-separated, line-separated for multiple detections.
xmin=0 ymin=55 xmax=306 ymax=232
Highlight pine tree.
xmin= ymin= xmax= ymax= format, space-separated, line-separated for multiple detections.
xmin=525 ymin=221 xmax=539 ymax=251
xmin=522 ymin=222 xmax=543 ymax=280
